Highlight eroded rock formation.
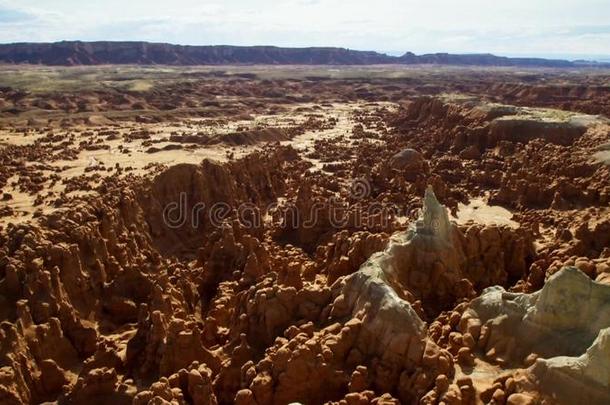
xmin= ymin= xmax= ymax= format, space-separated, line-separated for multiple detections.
xmin=1 ymin=72 xmax=609 ymax=404
xmin=459 ymin=266 xmax=610 ymax=404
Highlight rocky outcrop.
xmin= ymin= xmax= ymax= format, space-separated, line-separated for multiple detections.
xmin=390 ymin=96 xmax=610 ymax=210
xmin=462 ymin=266 xmax=610 ymax=359
xmin=489 ymin=114 xmax=589 ymax=146
xmin=530 ymin=327 xmax=610 ymax=405
xmin=459 ymin=266 xmax=610 ymax=404
xmin=333 ymin=186 xmax=534 ymax=318
xmin=0 ymin=148 xmax=294 ymax=404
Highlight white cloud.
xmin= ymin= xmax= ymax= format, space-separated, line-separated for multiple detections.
xmin=0 ymin=0 xmax=608 ymax=57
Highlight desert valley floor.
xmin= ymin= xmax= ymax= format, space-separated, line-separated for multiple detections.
xmin=0 ymin=65 xmax=609 ymax=405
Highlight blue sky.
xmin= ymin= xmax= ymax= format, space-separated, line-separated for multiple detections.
xmin=1 ymin=0 xmax=609 ymax=59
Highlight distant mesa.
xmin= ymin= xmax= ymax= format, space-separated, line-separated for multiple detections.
xmin=0 ymin=41 xmax=608 ymax=67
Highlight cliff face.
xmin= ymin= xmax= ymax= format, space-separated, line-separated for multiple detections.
xmin=0 ymin=41 xmax=607 ymax=67
xmin=398 ymin=51 xmax=577 ymax=67
xmin=0 ymin=42 xmax=395 ymax=65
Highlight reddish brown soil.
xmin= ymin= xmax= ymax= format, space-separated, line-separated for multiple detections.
xmin=0 ymin=67 xmax=609 ymax=405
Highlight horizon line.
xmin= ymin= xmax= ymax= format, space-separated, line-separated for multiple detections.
xmin=1 ymin=40 xmax=609 ymax=64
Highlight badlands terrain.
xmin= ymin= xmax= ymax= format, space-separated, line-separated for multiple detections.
xmin=0 ymin=65 xmax=609 ymax=405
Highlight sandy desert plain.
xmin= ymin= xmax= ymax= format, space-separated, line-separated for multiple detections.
xmin=0 ymin=64 xmax=609 ymax=405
